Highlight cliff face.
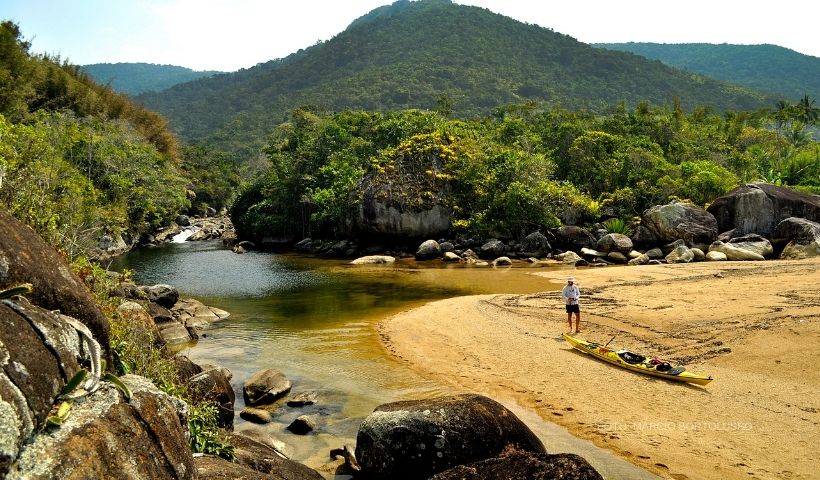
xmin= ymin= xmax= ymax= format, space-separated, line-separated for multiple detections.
xmin=355 ymin=132 xmax=454 ymax=238
xmin=0 ymin=211 xmax=193 ymax=478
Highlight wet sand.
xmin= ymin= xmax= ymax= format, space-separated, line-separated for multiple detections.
xmin=379 ymin=259 xmax=820 ymax=480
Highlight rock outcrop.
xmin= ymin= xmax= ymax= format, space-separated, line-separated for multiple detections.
xmin=707 ymin=183 xmax=820 ymax=236
xmin=228 ymin=432 xmax=323 ymax=479
xmin=520 ymin=231 xmax=551 ymax=258
xmin=0 ymin=210 xmax=112 ymax=363
xmin=8 ymin=376 xmax=194 ymax=480
xmin=774 ymin=217 xmax=820 ymax=259
xmin=552 ymin=226 xmax=596 ymax=252
xmin=355 ymin=147 xmax=453 ymax=238
xmin=355 ymin=394 xmax=545 ymax=479
xmin=641 ymin=201 xmax=718 ymax=245
xmin=0 ymin=297 xmax=85 ymax=474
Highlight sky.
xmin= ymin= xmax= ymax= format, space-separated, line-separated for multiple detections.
xmin=2 ymin=0 xmax=818 ymax=72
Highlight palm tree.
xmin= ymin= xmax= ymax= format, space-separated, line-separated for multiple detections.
xmin=795 ymin=95 xmax=819 ymax=126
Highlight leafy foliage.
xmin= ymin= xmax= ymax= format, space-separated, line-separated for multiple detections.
xmin=0 ymin=21 xmax=191 ymax=256
xmin=234 ymin=98 xmax=818 ymax=242
xmin=602 ymin=218 xmax=634 ymax=237
xmin=181 ymin=144 xmax=241 ymax=214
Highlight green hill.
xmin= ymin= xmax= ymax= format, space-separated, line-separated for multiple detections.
xmin=0 ymin=21 xmax=190 ymax=255
xmin=137 ymin=0 xmax=778 ymax=159
xmin=596 ymin=43 xmax=819 ymax=101
xmin=82 ymin=62 xmax=222 ymax=95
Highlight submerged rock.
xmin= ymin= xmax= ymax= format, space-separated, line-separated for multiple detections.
xmin=351 ymin=255 xmax=397 ymax=265
xmin=243 ymin=369 xmax=292 ymax=407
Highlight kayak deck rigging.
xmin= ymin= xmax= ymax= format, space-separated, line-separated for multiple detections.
xmin=562 ymin=333 xmax=713 ymax=386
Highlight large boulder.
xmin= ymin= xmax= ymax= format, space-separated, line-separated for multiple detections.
xmin=355 ymin=394 xmax=545 ymax=480
xmin=642 ymin=201 xmax=718 ymax=245
xmin=0 ymin=298 xmax=85 ymax=474
xmin=595 ymin=233 xmax=633 ymax=254
xmin=415 ymin=240 xmax=443 ymax=260
xmin=708 ymin=241 xmax=765 ymax=261
xmin=520 ymin=231 xmax=551 ymax=258
xmin=774 ymin=218 xmax=820 ymax=259
xmin=187 ymin=367 xmax=235 ymax=429
xmin=727 ymin=234 xmax=774 ymax=258
xmin=666 ymin=245 xmax=694 ymax=264
xmin=773 ymin=217 xmax=820 ymax=244
xmin=243 ymin=369 xmax=292 ymax=407
xmin=144 ymin=284 xmax=179 ymax=309
xmin=707 ymin=183 xmax=820 ymax=236
xmin=630 ymin=225 xmax=658 ymax=249
xmin=429 ymin=450 xmax=603 ymax=480
xmin=8 ymin=375 xmax=194 ymax=479
xmin=552 ymin=226 xmax=596 ymax=252
xmin=0 ymin=210 xmax=112 ymax=364
xmin=355 ymin=146 xmax=453 ymax=238
xmin=478 ymin=239 xmax=507 ymax=260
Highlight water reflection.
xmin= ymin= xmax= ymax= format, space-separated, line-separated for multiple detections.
xmin=111 ymin=240 xmax=658 ymax=479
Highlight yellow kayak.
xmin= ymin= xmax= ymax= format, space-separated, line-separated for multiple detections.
xmin=562 ymin=333 xmax=713 ymax=386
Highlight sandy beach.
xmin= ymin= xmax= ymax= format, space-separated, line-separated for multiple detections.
xmin=379 ymin=259 xmax=820 ymax=480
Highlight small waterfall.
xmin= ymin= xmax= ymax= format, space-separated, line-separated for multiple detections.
xmin=171 ymin=226 xmax=199 ymax=243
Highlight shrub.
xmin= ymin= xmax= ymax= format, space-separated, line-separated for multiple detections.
xmin=602 ymin=217 xmax=634 ymax=237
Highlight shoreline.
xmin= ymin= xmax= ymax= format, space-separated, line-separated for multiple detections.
xmin=378 ymin=259 xmax=820 ymax=480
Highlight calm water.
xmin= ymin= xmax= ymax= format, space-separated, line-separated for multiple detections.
xmin=111 ymin=240 xmax=658 ymax=479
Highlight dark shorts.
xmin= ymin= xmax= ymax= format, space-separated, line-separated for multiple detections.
xmin=565 ymin=304 xmax=580 ymax=313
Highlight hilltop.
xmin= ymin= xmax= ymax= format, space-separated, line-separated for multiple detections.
xmin=597 ymin=43 xmax=820 ymax=101
xmin=137 ymin=0 xmax=777 ymax=158
xmin=81 ymin=62 xmax=222 ymax=95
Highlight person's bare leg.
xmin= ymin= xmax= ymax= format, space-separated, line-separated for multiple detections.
xmin=574 ymin=312 xmax=581 ymax=333
xmin=567 ymin=312 xmax=572 ymax=331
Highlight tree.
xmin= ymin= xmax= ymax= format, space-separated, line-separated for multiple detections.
xmin=795 ymin=95 xmax=819 ymax=126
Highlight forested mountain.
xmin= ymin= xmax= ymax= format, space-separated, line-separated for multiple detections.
xmin=82 ymin=63 xmax=222 ymax=95
xmin=137 ymin=0 xmax=777 ymax=159
xmin=596 ymin=43 xmax=820 ymax=101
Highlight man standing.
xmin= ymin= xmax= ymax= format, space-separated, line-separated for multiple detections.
xmin=561 ymin=277 xmax=581 ymax=333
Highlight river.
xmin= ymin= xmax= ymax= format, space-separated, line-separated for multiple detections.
xmin=111 ymin=240 xmax=659 ymax=479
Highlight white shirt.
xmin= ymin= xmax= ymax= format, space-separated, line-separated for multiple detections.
xmin=561 ymin=284 xmax=580 ymax=305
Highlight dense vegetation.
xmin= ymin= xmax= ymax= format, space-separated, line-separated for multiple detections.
xmin=2 ymin=20 xmax=232 ymax=458
xmin=0 ymin=20 xmax=192 ymax=255
xmin=597 ymin=43 xmax=820 ymax=101
xmin=138 ymin=0 xmax=777 ymax=161
xmin=233 ymin=99 xmax=819 ymax=243
xmin=82 ymin=63 xmax=222 ymax=96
